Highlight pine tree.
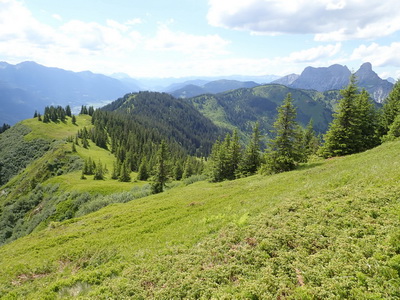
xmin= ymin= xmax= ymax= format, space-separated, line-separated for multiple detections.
xmin=264 ymin=93 xmax=301 ymax=173
xmin=94 ymin=160 xmax=105 ymax=180
xmin=71 ymin=142 xmax=77 ymax=153
xmin=65 ymin=105 xmax=72 ymax=117
xmin=71 ymin=115 xmax=77 ymax=125
xmin=37 ymin=113 xmax=42 ymax=122
xmin=82 ymin=136 xmax=89 ymax=149
xmin=173 ymin=160 xmax=183 ymax=180
xmin=239 ymin=122 xmax=262 ymax=176
xmin=43 ymin=113 xmax=50 ymax=123
xmin=228 ymin=129 xmax=241 ymax=179
xmin=151 ymin=140 xmax=169 ymax=194
xmin=319 ymin=75 xmax=361 ymax=158
xmin=208 ymin=139 xmax=224 ymax=182
xmin=80 ymin=169 xmax=86 ymax=180
xmin=119 ymin=160 xmax=131 ymax=182
xmin=355 ymin=89 xmax=380 ymax=151
xmin=137 ymin=158 xmax=149 ymax=181
xmin=111 ymin=161 xmax=119 ymax=180
xmin=88 ymin=106 xmax=95 ymax=116
xmin=182 ymin=157 xmax=193 ymax=179
xmin=301 ymin=119 xmax=320 ymax=162
xmin=383 ymin=114 xmax=400 ymax=141
xmin=33 ymin=111 xmax=38 ymax=118
xmin=382 ymin=80 xmax=400 ymax=134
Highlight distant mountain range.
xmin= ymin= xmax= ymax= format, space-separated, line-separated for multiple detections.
xmin=0 ymin=61 xmax=133 ymax=124
xmin=273 ymin=62 xmax=393 ymax=103
xmin=0 ymin=61 xmax=395 ymax=125
xmin=170 ymin=80 xmax=260 ymax=98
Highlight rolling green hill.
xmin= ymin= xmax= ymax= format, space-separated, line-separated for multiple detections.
xmin=187 ymin=84 xmax=338 ymax=142
xmin=1 ymin=139 xmax=400 ymax=298
xmin=0 ymin=115 xmax=151 ymax=246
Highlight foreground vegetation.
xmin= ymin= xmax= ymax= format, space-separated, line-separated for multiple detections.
xmin=1 ymin=140 xmax=400 ymax=298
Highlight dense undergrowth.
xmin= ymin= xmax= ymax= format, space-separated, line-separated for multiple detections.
xmin=0 ymin=123 xmax=50 ymax=185
xmin=1 ymin=141 xmax=400 ymax=298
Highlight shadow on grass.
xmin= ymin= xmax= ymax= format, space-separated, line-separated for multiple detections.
xmin=296 ymin=161 xmax=325 ymax=171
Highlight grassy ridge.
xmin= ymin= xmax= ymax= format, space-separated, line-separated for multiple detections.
xmin=1 ymin=141 xmax=400 ymax=298
xmin=0 ymin=116 xmax=147 ymax=245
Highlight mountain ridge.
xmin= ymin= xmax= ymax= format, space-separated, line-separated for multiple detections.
xmin=273 ymin=62 xmax=393 ymax=102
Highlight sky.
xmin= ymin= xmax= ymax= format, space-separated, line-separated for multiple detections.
xmin=1 ymin=0 xmax=400 ymax=79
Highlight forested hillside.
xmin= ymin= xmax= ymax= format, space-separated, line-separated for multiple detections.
xmin=102 ymin=91 xmax=225 ymax=156
xmin=188 ymin=84 xmax=336 ymax=140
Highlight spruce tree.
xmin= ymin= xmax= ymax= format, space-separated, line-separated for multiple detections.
xmin=82 ymin=136 xmax=89 ymax=149
xmin=382 ymin=80 xmax=400 ymax=134
xmin=228 ymin=129 xmax=241 ymax=179
xmin=383 ymin=114 xmax=400 ymax=141
xmin=119 ymin=160 xmax=131 ymax=182
xmin=151 ymin=140 xmax=169 ymax=194
xmin=239 ymin=122 xmax=261 ymax=176
xmin=71 ymin=115 xmax=77 ymax=125
xmin=182 ymin=157 xmax=193 ymax=179
xmin=94 ymin=160 xmax=105 ymax=180
xmin=355 ymin=89 xmax=380 ymax=151
xmin=173 ymin=161 xmax=183 ymax=180
xmin=65 ymin=105 xmax=72 ymax=117
xmin=319 ymin=75 xmax=361 ymax=158
xmin=111 ymin=161 xmax=119 ymax=180
xmin=137 ymin=158 xmax=149 ymax=181
xmin=208 ymin=139 xmax=224 ymax=182
xmin=301 ymin=119 xmax=320 ymax=162
xmin=264 ymin=93 xmax=301 ymax=173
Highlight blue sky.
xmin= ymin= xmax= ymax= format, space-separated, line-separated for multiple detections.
xmin=1 ymin=0 xmax=400 ymax=79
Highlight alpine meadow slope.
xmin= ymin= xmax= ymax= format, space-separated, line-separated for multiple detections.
xmin=0 ymin=140 xmax=400 ymax=298
xmin=0 ymin=91 xmax=223 ymax=246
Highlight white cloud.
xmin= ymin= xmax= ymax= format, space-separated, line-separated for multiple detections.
xmin=284 ymin=43 xmax=341 ymax=63
xmin=208 ymin=0 xmax=400 ymax=41
xmin=351 ymin=42 xmax=400 ymax=67
xmin=52 ymin=14 xmax=62 ymax=21
xmin=125 ymin=18 xmax=142 ymax=26
xmin=0 ymin=0 xmax=56 ymax=43
xmin=146 ymin=25 xmax=230 ymax=57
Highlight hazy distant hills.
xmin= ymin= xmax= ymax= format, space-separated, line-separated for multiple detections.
xmin=0 ymin=60 xmax=395 ymax=125
xmin=273 ymin=63 xmax=393 ymax=102
xmin=0 ymin=61 xmax=133 ymax=124
xmin=170 ymin=79 xmax=260 ymax=98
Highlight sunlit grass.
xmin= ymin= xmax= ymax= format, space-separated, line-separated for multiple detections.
xmin=23 ymin=115 xmax=92 ymax=141
xmin=1 ymin=141 xmax=400 ymax=298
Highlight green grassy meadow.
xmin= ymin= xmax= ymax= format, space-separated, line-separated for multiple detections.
xmin=1 ymin=140 xmax=400 ymax=298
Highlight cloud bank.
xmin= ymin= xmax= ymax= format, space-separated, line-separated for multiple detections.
xmin=208 ymin=0 xmax=400 ymax=41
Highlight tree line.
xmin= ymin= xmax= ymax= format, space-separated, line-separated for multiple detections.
xmin=0 ymin=123 xmax=10 ymax=134
xmin=208 ymin=74 xmax=400 ymax=181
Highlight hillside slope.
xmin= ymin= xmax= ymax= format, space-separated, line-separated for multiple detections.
xmin=1 ymin=141 xmax=400 ymax=298
xmin=0 ymin=115 xmax=149 ymax=245
xmin=187 ymin=84 xmax=335 ymax=140
xmin=102 ymin=91 xmax=224 ymax=156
